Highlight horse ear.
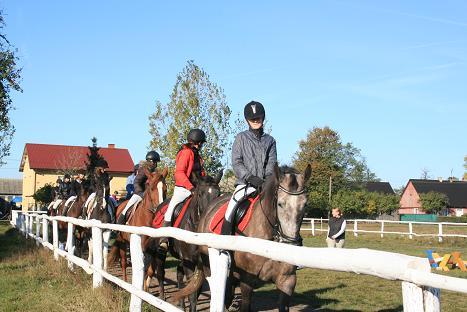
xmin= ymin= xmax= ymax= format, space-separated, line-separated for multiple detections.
xmin=304 ymin=164 xmax=312 ymax=182
xmin=162 ymin=167 xmax=169 ymax=178
xmin=215 ymin=169 xmax=224 ymax=184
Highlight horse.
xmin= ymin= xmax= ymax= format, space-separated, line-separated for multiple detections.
xmin=151 ymin=170 xmax=223 ymax=310
xmin=85 ymin=168 xmax=115 ymax=269
xmin=107 ymin=167 xmax=168 ymax=288
xmin=63 ymin=180 xmax=92 ymax=257
xmin=172 ymin=164 xmax=311 ymax=312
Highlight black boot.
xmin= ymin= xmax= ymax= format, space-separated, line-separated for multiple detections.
xmin=221 ymin=219 xmax=233 ymax=235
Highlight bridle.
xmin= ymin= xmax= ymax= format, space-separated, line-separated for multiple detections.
xmin=272 ymin=183 xmax=306 ymax=246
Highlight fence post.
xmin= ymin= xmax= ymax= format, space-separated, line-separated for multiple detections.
xmin=311 ymin=219 xmax=315 ymax=236
xmin=28 ymin=215 xmax=33 ymax=237
xmin=381 ymin=221 xmax=384 ymax=238
xmin=35 ymin=215 xmax=41 ymax=245
xmin=92 ymin=225 xmax=103 ymax=288
xmin=42 ymin=217 xmax=48 ymax=245
xmin=320 ymin=217 xmax=323 ymax=231
xmin=438 ymin=224 xmax=443 ymax=243
xmin=409 ymin=222 xmax=413 ymax=239
xmin=423 ymin=287 xmax=441 ymax=312
xmin=67 ymin=222 xmax=75 ymax=270
xmin=24 ymin=214 xmax=29 ymax=238
xmin=402 ymin=281 xmax=424 ymax=312
xmin=129 ymin=233 xmax=144 ymax=312
xmin=207 ymin=248 xmax=230 ymax=312
xmin=354 ymin=220 xmax=358 ymax=237
xmin=52 ymin=219 xmax=59 ymax=260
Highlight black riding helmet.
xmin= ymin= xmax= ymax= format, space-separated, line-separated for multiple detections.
xmin=146 ymin=150 xmax=160 ymax=162
xmin=244 ymin=101 xmax=265 ymax=120
xmin=187 ymin=129 xmax=206 ymax=144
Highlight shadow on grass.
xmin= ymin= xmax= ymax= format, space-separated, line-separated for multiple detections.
xmin=0 ymin=225 xmax=37 ymax=261
xmin=248 ymin=284 xmax=351 ymax=311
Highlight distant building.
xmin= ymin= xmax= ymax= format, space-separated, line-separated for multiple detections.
xmin=0 ymin=178 xmax=22 ymax=202
xmin=361 ymin=181 xmax=395 ymax=194
xmin=19 ymin=143 xmax=134 ymax=211
xmin=399 ymin=179 xmax=467 ymax=216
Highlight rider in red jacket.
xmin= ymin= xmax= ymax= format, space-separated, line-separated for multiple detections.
xmin=163 ymin=128 xmax=206 ymax=226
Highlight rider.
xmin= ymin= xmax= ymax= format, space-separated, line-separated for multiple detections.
xmin=163 ymin=129 xmax=207 ymax=227
xmin=125 ymin=164 xmax=139 ymax=200
xmin=221 ymin=101 xmax=277 ymax=235
xmin=47 ymin=178 xmax=62 ymax=211
xmin=53 ymin=174 xmax=72 ymax=211
xmin=117 ymin=151 xmax=160 ymax=224
xmin=63 ymin=172 xmax=85 ymax=215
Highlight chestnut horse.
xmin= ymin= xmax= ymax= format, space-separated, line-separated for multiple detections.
xmin=172 ymin=164 xmax=311 ymax=312
xmin=107 ymin=167 xmax=168 ymax=290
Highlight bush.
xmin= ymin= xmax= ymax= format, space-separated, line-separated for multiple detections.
xmin=331 ymin=189 xmax=400 ymax=218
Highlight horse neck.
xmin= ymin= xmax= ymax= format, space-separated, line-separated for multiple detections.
xmin=250 ymin=187 xmax=278 ymax=239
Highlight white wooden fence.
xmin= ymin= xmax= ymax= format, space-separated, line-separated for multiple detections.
xmin=10 ymin=211 xmax=467 ymax=312
xmin=303 ymin=218 xmax=467 ymax=242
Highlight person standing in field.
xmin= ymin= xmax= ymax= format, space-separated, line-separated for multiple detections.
xmin=327 ymin=208 xmax=346 ymax=248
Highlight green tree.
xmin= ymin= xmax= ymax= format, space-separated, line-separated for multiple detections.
xmin=85 ymin=137 xmax=107 ymax=179
xmin=419 ymin=191 xmax=449 ymax=214
xmin=148 ymin=60 xmax=232 ymax=188
xmin=332 ymin=189 xmax=399 ymax=217
xmin=33 ymin=184 xmax=54 ymax=206
xmin=293 ymin=126 xmax=377 ymax=216
xmin=0 ymin=11 xmax=22 ymax=165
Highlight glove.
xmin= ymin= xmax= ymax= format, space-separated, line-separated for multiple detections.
xmin=246 ymin=175 xmax=264 ymax=188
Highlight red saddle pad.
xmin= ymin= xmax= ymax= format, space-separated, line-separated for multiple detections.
xmin=152 ymin=198 xmax=192 ymax=229
xmin=209 ymin=195 xmax=260 ymax=235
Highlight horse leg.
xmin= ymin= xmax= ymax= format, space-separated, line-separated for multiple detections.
xmin=143 ymin=251 xmax=153 ymax=292
xmin=183 ymin=261 xmax=198 ymax=312
xmin=102 ymin=231 xmax=111 ymax=271
xmin=119 ymin=246 xmax=128 ymax=282
xmin=277 ymin=274 xmax=297 ymax=312
xmin=155 ymin=251 xmax=167 ymax=300
xmin=87 ymin=238 xmax=93 ymax=264
xmin=176 ymin=264 xmax=186 ymax=310
xmin=239 ymin=281 xmax=253 ymax=312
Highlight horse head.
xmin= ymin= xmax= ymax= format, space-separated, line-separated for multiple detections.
xmin=144 ymin=166 xmax=168 ymax=208
xmin=275 ymin=164 xmax=311 ymax=245
xmin=191 ymin=170 xmax=223 ymax=214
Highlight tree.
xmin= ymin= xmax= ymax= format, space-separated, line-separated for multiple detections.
xmin=33 ymin=184 xmax=54 ymax=206
xmin=86 ymin=137 xmax=107 ymax=179
xmin=54 ymin=146 xmax=84 ymax=177
xmin=419 ymin=191 xmax=449 ymax=214
xmin=0 ymin=11 xmax=22 ymax=165
xmin=293 ymin=126 xmax=377 ymax=215
xmin=332 ymin=189 xmax=399 ymax=217
xmin=148 ymin=60 xmax=232 ymax=188
xmin=420 ymin=168 xmax=430 ymax=180
xmin=464 ymin=156 xmax=466 ymax=180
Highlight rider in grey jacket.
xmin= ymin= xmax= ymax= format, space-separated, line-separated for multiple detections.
xmin=221 ymin=101 xmax=277 ymax=235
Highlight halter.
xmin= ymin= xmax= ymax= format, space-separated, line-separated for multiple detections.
xmin=278 ymin=184 xmax=306 ymax=196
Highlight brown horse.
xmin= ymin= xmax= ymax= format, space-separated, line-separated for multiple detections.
xmin=173 ymin=164 xmax=311 ymax=312
xmin=107 ymin=167 xmax=168 ymax=289
xmin=63 ymin=180 xmax=92 ymax=257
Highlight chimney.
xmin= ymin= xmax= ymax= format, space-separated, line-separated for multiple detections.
xmin=108 ymin=144 xmax=115 ymax=148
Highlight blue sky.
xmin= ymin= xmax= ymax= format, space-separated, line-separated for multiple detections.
xmin=2 ymin=1 xmax=466 ymax=189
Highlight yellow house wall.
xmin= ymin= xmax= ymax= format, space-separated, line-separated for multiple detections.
xmin=22 ymin=156 xmax=130 ymax=210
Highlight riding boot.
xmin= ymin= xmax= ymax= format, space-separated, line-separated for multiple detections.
xmin=159 ymin=221 xmax=171 ymax=250
xmin=221 ymin=219 xmax=233 ymax=235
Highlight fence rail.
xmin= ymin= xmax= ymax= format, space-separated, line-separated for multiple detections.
xmin=302 ymin=218 xmax=467 ymax=242
xmin=9 ymin=211 xmax=467 ymax=312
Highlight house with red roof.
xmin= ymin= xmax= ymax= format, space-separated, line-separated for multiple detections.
xmin=19 ymin=143 xmax=134 ymax=210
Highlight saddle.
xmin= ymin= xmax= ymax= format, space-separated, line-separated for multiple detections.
xmin=152 ymin=196 xmax=192 ymax=229
xmin=209 ymin=193 xmax=260 ymax=235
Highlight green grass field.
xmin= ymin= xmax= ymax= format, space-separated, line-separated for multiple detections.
xmin=1 ymin=221 xmax=467 ymax=311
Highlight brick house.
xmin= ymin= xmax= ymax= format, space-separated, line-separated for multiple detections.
xmin=19 ymin=143 xmax=134 ymax=211
xmin=399 ymin=179 xmax=467 ymax=216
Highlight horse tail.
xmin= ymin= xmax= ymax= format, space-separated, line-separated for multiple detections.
xmin=170 ymin=264 xmax=205 ymax=303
